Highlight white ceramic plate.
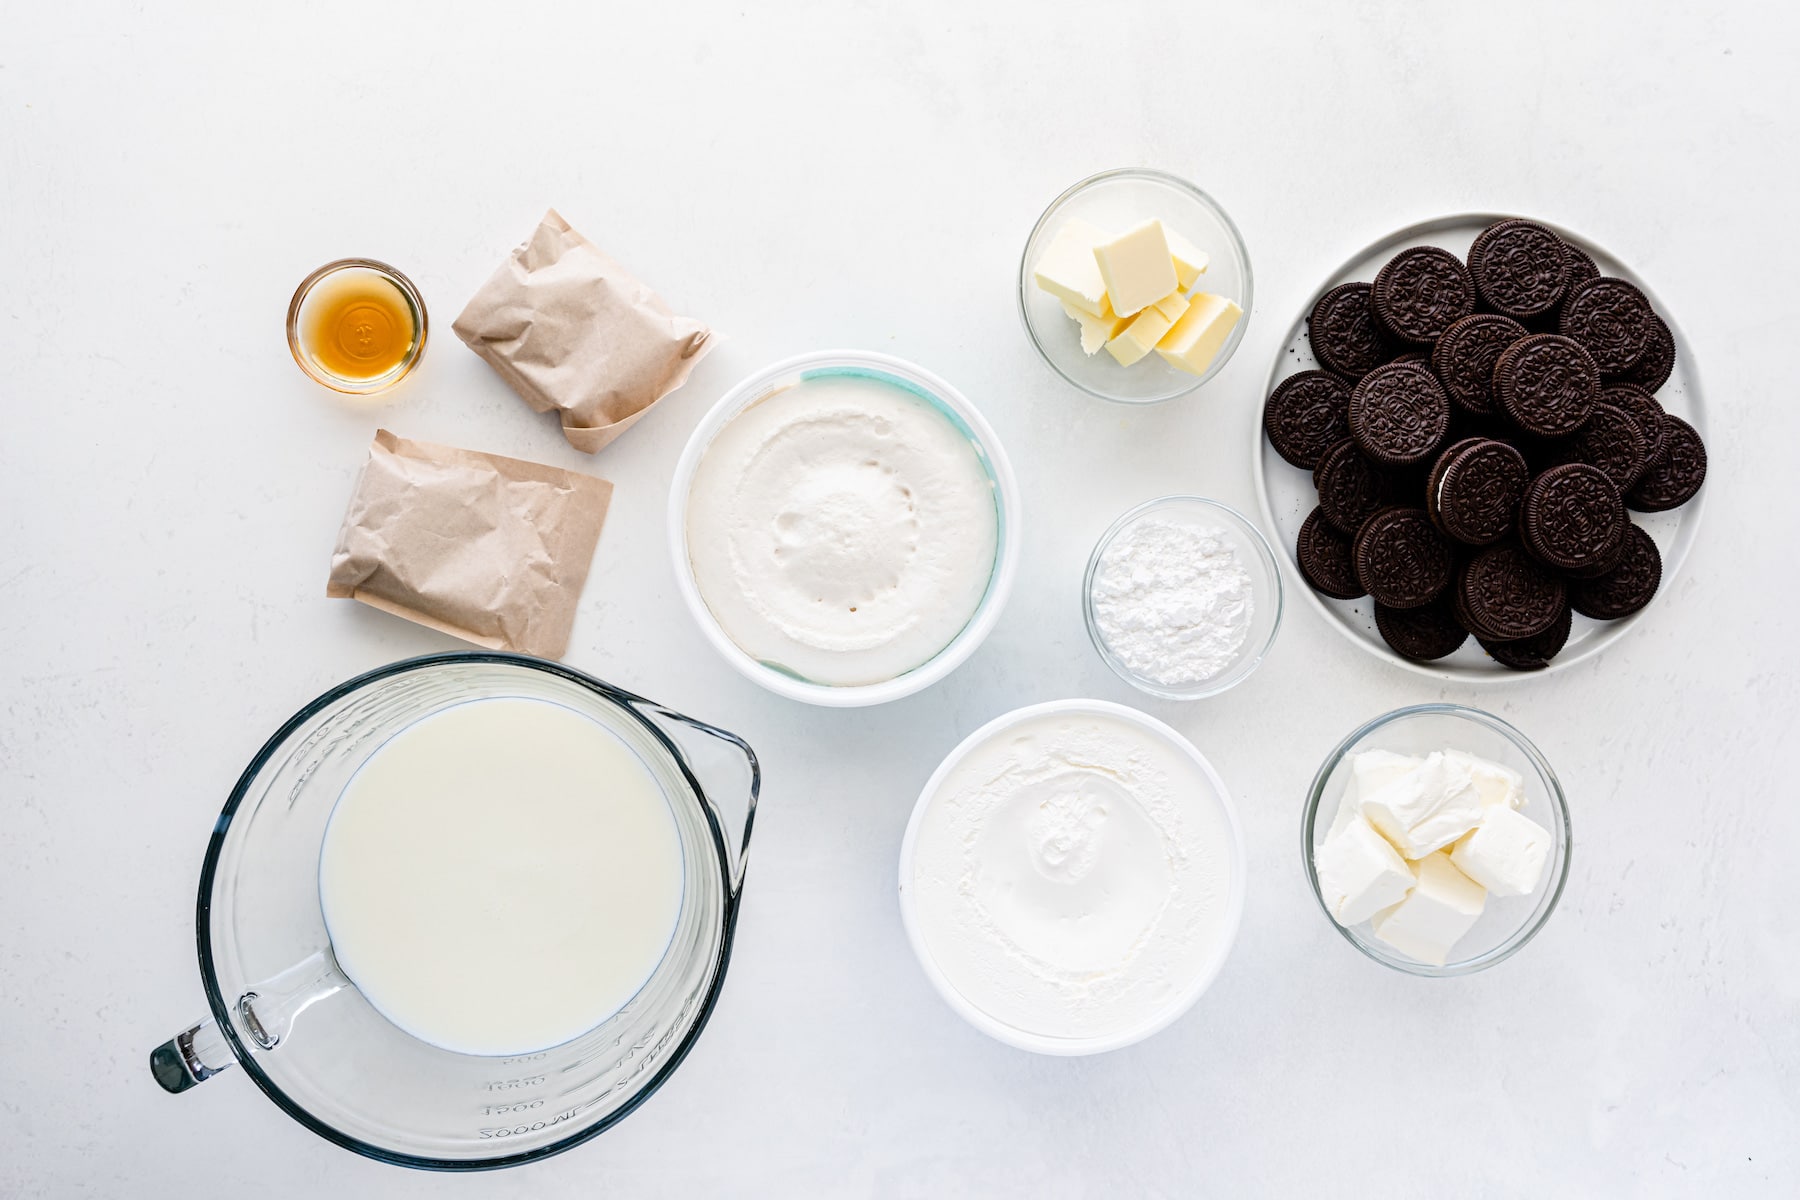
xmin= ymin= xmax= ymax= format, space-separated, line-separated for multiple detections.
xmin=1254 ymin=213 xmax=1708 ymax=681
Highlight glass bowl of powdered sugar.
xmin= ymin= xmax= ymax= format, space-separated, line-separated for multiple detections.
xmin=1083 ymin=496 xmax=1283 ymax=700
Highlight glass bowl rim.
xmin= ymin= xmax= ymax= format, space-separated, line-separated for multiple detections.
xmin=286 ymin=257 xmax=430 ymax=395
xmin=1081 ymin=495 xmax=1285 ymax=700
xmin=1015 ymin=167 xmax=1255 ymax=405
xmin=1299 ymin=702 xmax=1573 ymax=977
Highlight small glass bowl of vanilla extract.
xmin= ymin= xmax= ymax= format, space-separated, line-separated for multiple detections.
xmin=286 ymin=258 xmax=428 ymax=394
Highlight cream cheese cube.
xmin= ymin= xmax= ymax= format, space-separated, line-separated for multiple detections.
xmin=1315 ymin=813 xmax=1417 ymax=926
xmin=1445 ymin=749 xmax=1526 ymax=810
xmin=1093 ymin=220 xmax=1179 ymax=317
xmin=1450 ymin=806 xmax=1551 ymax=897
xmin=1167 ymin=228 xmax=1210 ymax=289
xmin=1154 ymin=293 xmax=1242 ymax=377
xmin=1351 ymin=750 xmax=1424 ymax=800
xmin=1327 ymin=749 xmax=1423 ymax=840
xmin=1033 ymin=218 xmax=1111 ymax=316
xmin=1104 ymin=304 xmax=1176 ymax=366
xmin=1360 ymin=751 xmax=1485 ymax=860
xmin=1062 ymin=299 xmax=1129 ymax=356
xmin=1370 ymin=851 xmax=1486 ymax=966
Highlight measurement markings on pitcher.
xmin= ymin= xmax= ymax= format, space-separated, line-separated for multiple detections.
xmin=478 ymin=1108 xmax=579 ymax=1139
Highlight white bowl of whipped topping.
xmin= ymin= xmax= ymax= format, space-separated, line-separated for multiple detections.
xmin=669 ymin=350 xmax=1021 ymax=707
xmin=898 ymin=699 xmax=1246 ymax=1055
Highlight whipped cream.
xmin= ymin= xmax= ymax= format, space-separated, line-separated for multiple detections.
xmin=908 ymin=708 xmax=1237 ymax=1040
xmin=686 ymin=374 xmax=997 ymax=686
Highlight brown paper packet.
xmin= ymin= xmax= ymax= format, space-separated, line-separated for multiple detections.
xmin=326 ymin=429 xmax=612 ymax=658
xmin=451 ymin=208 xmax=712 ymax=453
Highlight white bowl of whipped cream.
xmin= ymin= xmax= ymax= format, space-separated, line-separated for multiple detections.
xmin=898 ymin=699 xmax=1246 ymax=1054
xmin=670 ymin=350 xmax=1020 ymax=707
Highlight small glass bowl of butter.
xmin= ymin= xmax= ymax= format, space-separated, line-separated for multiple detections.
xmin=1302 ymin=704 xmax=1572 ymax=977
xmin=1018 ymin=168 xmax=1253 ymax=404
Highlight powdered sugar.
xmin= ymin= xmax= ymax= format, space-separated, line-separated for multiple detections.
xmin=1091 ymin=518 xmax=1255 ymax=685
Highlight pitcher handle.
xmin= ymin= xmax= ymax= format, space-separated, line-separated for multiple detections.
xmin=149 ymin=1017 xmax=237 ymax=1093
xmin=150 ymin=950 xmax=349 ymax=1095
xmin=625 ymin=698 xmax=760 ymax=895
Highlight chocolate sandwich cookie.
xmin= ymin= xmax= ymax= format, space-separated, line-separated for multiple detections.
xmin=1314 ymin=439 xmax=1396 ymax=529
xmin=1348 ymin=360 xmax=1452 ymax=466
xmin=1375 ymin=597 xmax=1468 ymax=661
xmin=1431 ymin=313 xmax=1526 ymax=416
xmin=1494 ymin=333 xmax=1599 ymax=438
xmin=1458 ymin=544 xmax=1566 ymax=641
xmin=1521 ymin=463 xmax=1627 ymax=573
xmin=1602 ymin=382 xmax=1667 ymax=464
xmin=1430 ymin=437 xmax=1529 ymax=545
xmin=1625 ymin=415 xmax=1707 ymax=512
xmin=1297 ymin=507 xmax=1366 ymax=600
xmin=1559 ymin=276 xmax=1655 ymax=376
xmin=1468 ymin=219 xmax=1569 ymax=320
xmin=1353 ymin=506 xmax=1453 ymax=609
xmin=1478 ymin=604 xmax=1572 ymax=671
xmin=1569 ymin=524 xmax=1662 ymax=619
xmin=1264 ymin=370 xmax=1354 ymax=470
xmin=1560 ymin=523 xmax=1629 ymax=579
xmin=1617 ymin=313 xmax=1677 ymax=393
xmin=1371 ymin=246 xmax=1476 ymax=345
xmin=1560 ymin=241 xmax=1601 ymax=290
xmin=1548 ymin=401 xmax=1649 ymax=492
xmin=1308 ymin=282 xmax=1392 ymax=378
xmin=1314 ymin=438 xmax=1398 ymax=534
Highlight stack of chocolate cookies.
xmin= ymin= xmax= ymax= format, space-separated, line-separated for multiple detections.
xmin=1267 ymin=218 xmax=1706 ymax=670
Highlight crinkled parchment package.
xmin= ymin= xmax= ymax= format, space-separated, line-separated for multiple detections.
xmin=452 ymin=209 xmax=713 ymax=453
xmin=326 ymin=429 xmax=612 ymax=658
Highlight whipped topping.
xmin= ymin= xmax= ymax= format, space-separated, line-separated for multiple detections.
xmin=685 ymin=375 xmax=996 ymax=686
xmin=909 ymin=708 xmax=1237 ymax=1040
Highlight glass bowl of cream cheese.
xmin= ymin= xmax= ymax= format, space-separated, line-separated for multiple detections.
xmin=898 ymin=699 xmax=1247 ymax=1055
xmin=1302 ymin=704 xmax=1572 ymax=977
xmin=1083 ymin=496 xmax=1284 ymax=700
xmin=669 ymin=350 xmax=1021 ymax=708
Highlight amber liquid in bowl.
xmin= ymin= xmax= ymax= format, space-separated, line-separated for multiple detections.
xmin=300 ymin=269 xmax=417 ymax=381
xmin=288 ymin=259 xmax=426 ymax=394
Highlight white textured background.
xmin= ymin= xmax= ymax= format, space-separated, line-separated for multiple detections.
xmin=3 ymin=2 xmax=1797 ymax=1196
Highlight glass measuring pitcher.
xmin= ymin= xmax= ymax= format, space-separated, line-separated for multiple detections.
xmin=149 ymin=653 xmax=759 ymax=1170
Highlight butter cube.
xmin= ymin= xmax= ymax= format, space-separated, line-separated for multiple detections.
xmin=1445 ymin=749 xmax=1525 ymax=810
xmin=1149 ymin=290 xmax=1191 ymax=324
xmin=1167 ymin=228 xmax=1211 ymax=289
xmin=1104 ymin=305 xmax=1176 ymax=366
xmin=1316 ymin=813 xmax=1417 ymax=926
xmin=1033 ymin=219 xmax=1111 ymax=316
xmin=1155 ymin=294 xmax=1243 ymax=377
xmin=1450 ymin=806 xmax=1551 ymax=897
xmin=1370 ymin=851 xmax=1486 ymax=966
xmin=1360 ymin=751 xmax=1485 ymax=860
xmin=1063 ymin=298 xmax=1129 ymax=356
xmin=1093 ymin=220 xmax=1179 ymax=317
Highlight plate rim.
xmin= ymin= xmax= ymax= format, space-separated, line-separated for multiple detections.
xmin=1252 ymin=211 xmax=1708 ymax=683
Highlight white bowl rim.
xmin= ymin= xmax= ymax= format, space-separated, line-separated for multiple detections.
xmin=667 ymin=349 xmax=1022 ymax=708
xmin=896 ymin=698 xmax=1248 ymax=1055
